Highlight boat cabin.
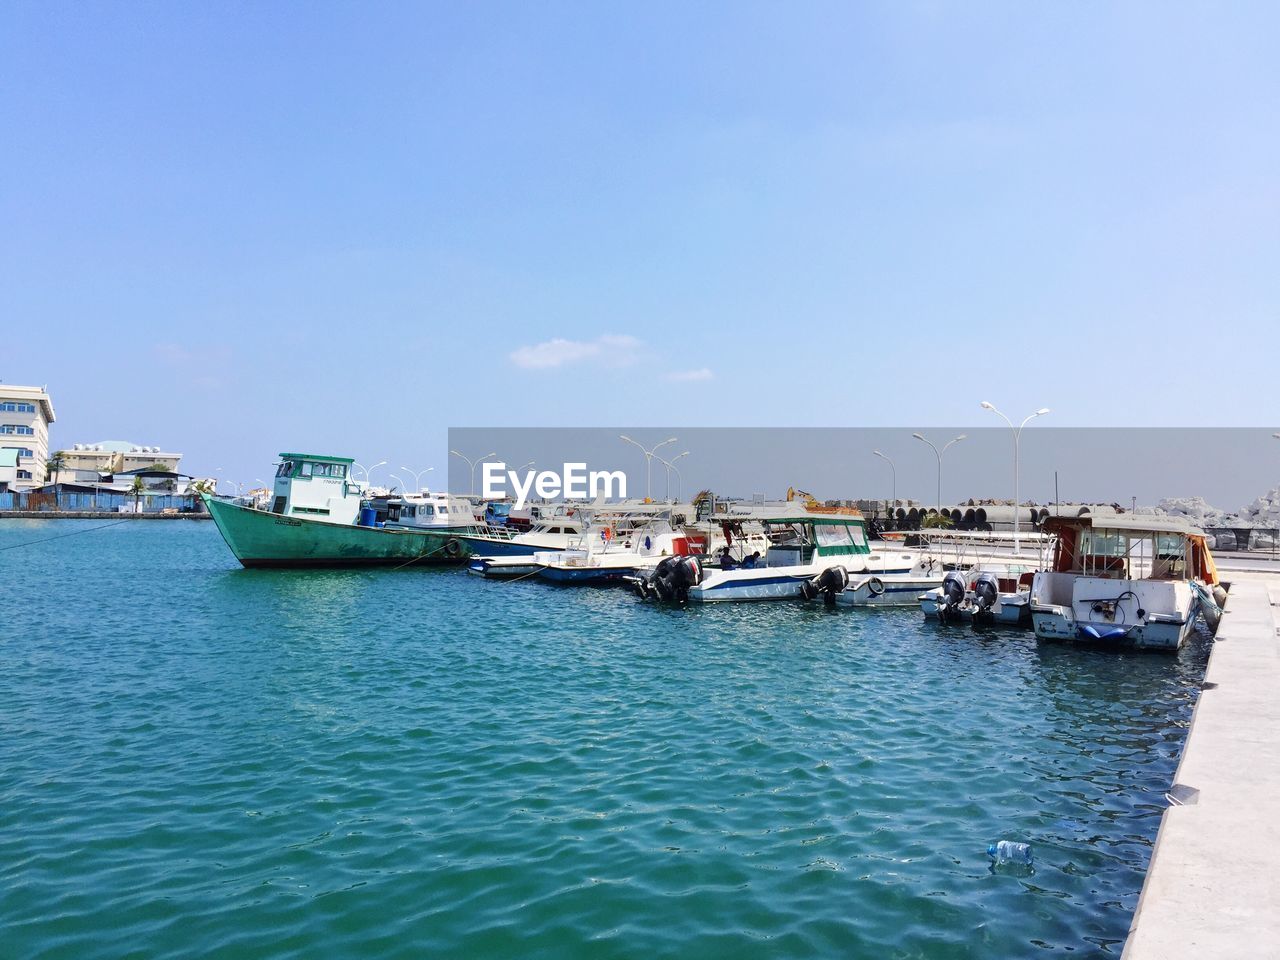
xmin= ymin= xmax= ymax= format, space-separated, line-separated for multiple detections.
xmin=270 ymin=453 xmax=361 ymax=525
xmin=384 ymin=491 xmax=472 ymax=531
xmin=1039 ymin=515 xmax=1218 ymax=584
xmin=748 ymin=511 xmax=872 ymax=567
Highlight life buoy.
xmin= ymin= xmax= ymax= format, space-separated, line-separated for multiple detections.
xmin=867 ymin=576 xmax=885 ymax=596
xmin=600 ymin=527 xmax=614 ymax=543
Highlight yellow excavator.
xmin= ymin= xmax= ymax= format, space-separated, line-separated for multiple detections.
xmin=785 ymin=486 xmax=820 ymax=509
xmin=786 ymin=486 xmax=862 ymax=516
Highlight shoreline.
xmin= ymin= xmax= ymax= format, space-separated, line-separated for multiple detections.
xmin=0 ymin=511 xmax=211 ymax=520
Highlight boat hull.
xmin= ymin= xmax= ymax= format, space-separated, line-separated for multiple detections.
xmin=921 ymin=590 xmax=1031 ymax=626
xmin=203 ymin=495 xmax=471 ymax=568
xmin=536 ymin=563 xmax=640 ymax=584
xmin=689 ymin=572 xmax=813 ymax=602
xmin=1030 ymin=604 xmax=1193 ymax=651
xmin=837 ymin=574 xmax=945 ymax=608
xmin=467 ymin=556 xmax=542 ymax=579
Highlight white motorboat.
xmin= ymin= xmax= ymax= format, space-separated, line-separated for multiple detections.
xmin=688 ymin=508 xmax=918 ymax=603
xmin=836 ymin=562 xmax=946 ymax=608
xmin=383 ymin=491 xmax=478 ymax=532
xmin=455 ymin=511 xmax=588 ymax=561
xmin=919 ymin=566 xmax=1037 ymax=625
xmin=1029 ymin=515 xmax=1224 ymax=651
xmin=536 ymin=517 xmax=706 ymax=585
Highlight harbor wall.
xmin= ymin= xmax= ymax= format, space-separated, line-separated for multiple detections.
xmin=1122 ymin=578 xmax=1280 ymax=958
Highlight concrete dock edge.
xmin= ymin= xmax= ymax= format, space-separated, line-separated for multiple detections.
xmin=1122 ymin=579 xmax=1280 ymax=959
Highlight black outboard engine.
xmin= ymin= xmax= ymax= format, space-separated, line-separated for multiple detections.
xmin=940 ymin=571 xmax=968 ymax=620
xmin=972 ymin=572 xmax=1000 ymax=618
xmin=638 ymin=555 xmax=702 ymax=601
xmin=800 ymin=565 xmax=850 ymax=606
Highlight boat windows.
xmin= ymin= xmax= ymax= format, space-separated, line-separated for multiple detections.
xmin=765 ymin=522 xmax=808 ymax=546
xmin=1082 ymin=530 xmax=1126 ymax=558
xmin=815 ymin=524 xmax=854 ymax=547
xmin=275 ymin=460 xmax=296 ymax=478
xmin=300 ymin=462 xmax=313 ymax=477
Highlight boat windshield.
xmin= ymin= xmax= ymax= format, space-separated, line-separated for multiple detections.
xmin=765 ymin=522 xmax=811 ymax=546
xmin=815 ymin=523 xmax=862 ymax=548
xmin=1070 ymin=528 xmax=1189 ymax=579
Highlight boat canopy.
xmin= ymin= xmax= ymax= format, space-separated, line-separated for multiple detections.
xmin=277 ymin=452 xmax=355 ymax=464
xmin=1040 ymin=514 xmax=1207 ymax=537
xmin=1044 ymin=514 xmax=1219 ymax=585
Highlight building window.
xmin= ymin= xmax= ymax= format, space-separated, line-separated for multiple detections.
xmin=1 ymin=425 xmax=35 ymax=435
xmin=0 ymin=402 xmax=36 ymax=413
xmin=16 ymin=470 xmax=31 ymax=480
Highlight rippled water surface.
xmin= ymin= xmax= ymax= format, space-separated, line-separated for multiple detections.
xmin=1 ymin=520 xmax=1211 ymax=959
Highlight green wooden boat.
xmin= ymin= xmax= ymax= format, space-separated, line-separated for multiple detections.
xmin=202 ymin=452 xmax=473 ymax=568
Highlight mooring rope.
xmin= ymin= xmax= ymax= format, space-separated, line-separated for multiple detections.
xmin=0 ymin=518 xmax=133 ymax=551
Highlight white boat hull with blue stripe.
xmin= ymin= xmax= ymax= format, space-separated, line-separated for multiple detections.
xmin=688 ymin=508 xmax=920 ymax=603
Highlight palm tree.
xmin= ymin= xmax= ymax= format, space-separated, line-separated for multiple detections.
xmin=44 ymin=450 xmax=67 ymax=485
xmin=130 ymin=475 xmax=145 ymax=513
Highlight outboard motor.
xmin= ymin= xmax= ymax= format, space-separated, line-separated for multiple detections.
xmin=665 ymin=556 xmax=702 ymax=601
xmin=972 ymin=572 xmax=1001 ymax=617
xmin=800 ymin=565 xmax=850 ymax=606
xmin=638 ymin=555 xmax=702 ymax=601
xmin=940 ymin=571 xmax=968 ymax=620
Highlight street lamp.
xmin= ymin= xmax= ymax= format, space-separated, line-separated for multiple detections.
xmin=389 ymin=473 xmax=408 ymax=496
xmin=354 ymin=460 xmax=387 ymax=487
xmin=981 ymin=402 xmax=1050 ymax=554
xmin=399 ymin=466 xmax=435 ymax=495
xmin=911 ymin=433 xmax=966 ymax=512
xmin=872 ymin=450 xmax=896 ymax=516
xmin=449 ymin=449 xmax=496 ymax=496
xmin=655 ymin=451 xmax=690 ymax=501
xmin=619 ymin=435 xmax=677 ymax=500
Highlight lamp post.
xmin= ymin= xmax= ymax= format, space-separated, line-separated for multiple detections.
xmin=399 ymin=466 xmax=435 ymax=495
xmin=872 ymin=450 xmax=896 ymax=518
xmin=655 ymin=451 xmax=690 ymax=501
xmin=981 ymin=402 xmax=1050 ymax=554
xmin=911 ymin=433 xmax=966 ymax=512
xmin=449 ymin=449 xmax=496 ymax=496
xmin=389 ymin=473 xmax=408 ymax=495
xmin=354 ymin=460 xmax=386 ymax=488
xmin=619 ymin=435 xmax=677 ymax=500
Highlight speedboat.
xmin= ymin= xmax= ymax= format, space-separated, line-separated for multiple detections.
xmin=1029 ymin=515 xmax=1224 ymax=651
xmin=919 ymin=566 xmax=1036 ymax=625
xmin=688 ymin=508 xmax=918 ymax=602
xmin=536 ymin=518 xmax=706 ymax=585
xmin=453 ymin=511 xmax=587 ymax=559
xmin=835 ymin=560 xmax=946 ymax=608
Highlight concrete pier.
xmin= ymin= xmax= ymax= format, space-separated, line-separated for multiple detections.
xmin=1123 ymin=579 xmax=1280 ymax=958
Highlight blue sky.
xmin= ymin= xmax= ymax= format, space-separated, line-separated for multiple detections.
xmin=2 ymin=2 xmax=1277 ymax=489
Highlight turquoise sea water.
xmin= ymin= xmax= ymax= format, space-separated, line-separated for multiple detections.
xmin=2 ymin=520 xmax=1209 ymax=959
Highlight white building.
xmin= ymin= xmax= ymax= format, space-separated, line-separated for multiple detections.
xmin=0 ymin=383 xmax=56 ymax=491
xmin=61 ymin=441 xmax=183 ymax=482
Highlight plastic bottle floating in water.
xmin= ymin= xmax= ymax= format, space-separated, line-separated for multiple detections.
xmin=988 ymin=841 xmax=1033 ymax=867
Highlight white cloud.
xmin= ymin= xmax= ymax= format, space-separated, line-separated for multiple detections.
xmin=665 ymin=367 xmax=714 ymax=382
xmin=154 ymin=343 xmax=193 ymax=365
xmin=509 ymin=334 xmax=642 ymax=370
